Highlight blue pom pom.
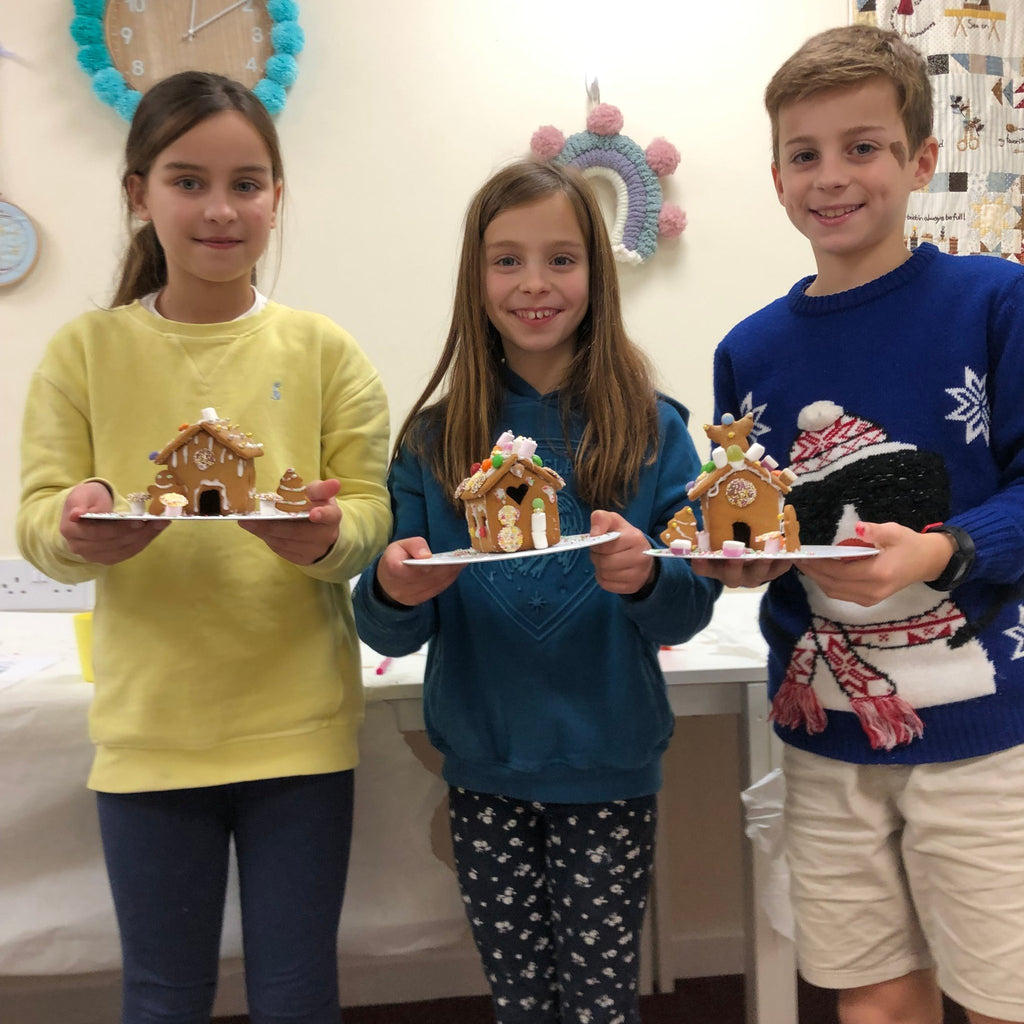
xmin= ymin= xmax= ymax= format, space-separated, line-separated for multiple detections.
xmin=92 ymin=66 xmax=127 ymax=103
xmin=70 ymin=15 xmax=104 ymax=45
xmin=73 ymin=0 xmax=105 ymax=16
xmin=265 ymin=53 xmax=298 ymax=87
xmin=116 ymin=89 xmax=143 ymax=122
xmin=272 ymin=21 xmax=305 ymax=56
xmin=267 ymin=0 xmax=300 ymax=21
xmin=76 ymin=43 xmax=112 ymax=73
xmin=253 ymin=79 xmax=287 ymax=114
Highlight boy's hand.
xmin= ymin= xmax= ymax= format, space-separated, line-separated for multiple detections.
xmin=375 ymin=537 xmax=462 ymax=606
xmin=688 ymin=556 xmax=794 ymax=588
xmin=240 ymin=478 xmax=343 ymax=564
xmin=796 ymin=521 xmax=956 ymax=606
xmin=61 ymin=481 xmax=169 ymax=565
xmin=588 ymin=511 xmax=655 ymax=595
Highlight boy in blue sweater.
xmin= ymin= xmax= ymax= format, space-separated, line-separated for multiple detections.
xmin=695 ymin=24 xmax=1024 ymax=1024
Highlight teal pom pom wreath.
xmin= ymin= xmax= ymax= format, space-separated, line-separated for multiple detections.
xmin=69 ymin=15 xmax=104 ymax=46
xmin=116 ymin=89 xmax=143 ymax=122
xmin=265 ymin=53 xmax=299 ymax=88
xmin=72 ymin=0 xmax=104 ymax=17
xmin=268 ymin=0 xmax=300 ymax=20
xmin=70 ymin=3 xmax=303 ymax=122
xmin=253 ymin=79 xmax=287 ymax=115
xmin=76 ymin=43 xmax=111 ymax=74
xmin=91 ymin=66 xmax=128 ymax=103
xmin=272 ymin=21 xmax=305 ymax=56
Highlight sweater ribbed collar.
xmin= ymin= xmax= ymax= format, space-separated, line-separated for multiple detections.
xmin=788 ymin=243 xmax=939 ymax=317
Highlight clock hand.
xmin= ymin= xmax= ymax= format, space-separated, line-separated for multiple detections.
xmin=181 ymin=0 xmax=248 ymax=39
xmin=187 ymin=0 xmax=198 ymax=37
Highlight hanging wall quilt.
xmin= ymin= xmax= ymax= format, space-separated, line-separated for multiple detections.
xmin=852 ymin=0 xmax=1023 ymax=262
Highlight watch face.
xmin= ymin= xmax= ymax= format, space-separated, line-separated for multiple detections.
xmin=0 ymin=200 xmax=40 ymax=287
xmin=103 ymin=0 xmax=274 ymax=94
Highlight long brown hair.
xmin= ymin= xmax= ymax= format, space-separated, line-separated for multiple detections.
xmin=395 ymin=160 xmax=660 ymax=510
xmin=111 ymin=71 xmax=285 ymax=307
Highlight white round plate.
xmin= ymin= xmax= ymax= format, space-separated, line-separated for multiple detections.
xmin=403 ymin=531 xmax=620 ymax=565
xmin=80 ymin=512 xmax=310 ymax=522
xmin=644 ymin=544 xmax=879 ymax=561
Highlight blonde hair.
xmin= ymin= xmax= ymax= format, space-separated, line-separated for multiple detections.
xmin=765 ymin=24 xmax=933 ymax=166
xmin=111 ymin=71 xmax=284 ymax=307
xmin=394 ymin=160 xmax=660 ymax=511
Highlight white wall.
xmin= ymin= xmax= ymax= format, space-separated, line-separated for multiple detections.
xmin=2 ymin=0 xmax=848 ymax=557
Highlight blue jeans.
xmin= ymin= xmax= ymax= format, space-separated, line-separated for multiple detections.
xmin=96 ymin=771 xmax=353 ymax=1024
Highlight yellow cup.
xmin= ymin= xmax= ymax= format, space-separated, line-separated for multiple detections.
xmin=74 ymin=612 xmax=94 ymax=682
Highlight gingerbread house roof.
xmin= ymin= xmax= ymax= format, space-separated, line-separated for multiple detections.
xmin=155 ymin=415 xmax=265 ymax=466
xmin=688 ymin=454 xmax=790 ymax=503
xmin=455 ymin=455 xmax=564 ymax=502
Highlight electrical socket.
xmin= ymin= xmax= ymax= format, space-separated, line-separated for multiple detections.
xmin=0 ymin=558 xmax=94 ymax=611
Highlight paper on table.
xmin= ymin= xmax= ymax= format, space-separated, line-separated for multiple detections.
xmin=0 ymin=654 xmax=60 ymax=692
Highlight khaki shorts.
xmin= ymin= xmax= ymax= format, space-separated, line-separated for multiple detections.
xmin=783 ymin=743 xmax=1024 ymax=1021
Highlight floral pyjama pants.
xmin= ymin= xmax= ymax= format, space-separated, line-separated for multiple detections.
xmin=448 ymin=786 xmax=657 ymax=1024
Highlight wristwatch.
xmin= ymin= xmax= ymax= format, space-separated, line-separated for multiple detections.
xmin=922 ymin=523 xmax=975 ymax=591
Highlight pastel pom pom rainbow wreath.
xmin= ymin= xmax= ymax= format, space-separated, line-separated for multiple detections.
xmin=69 ymin=0 xmax=304 ymax=121
xmin=531 ymin=104 xmax=686 ymax=264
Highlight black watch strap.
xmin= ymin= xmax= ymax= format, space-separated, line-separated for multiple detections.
xmin=923 ymin=524 xmax=975 ymax=591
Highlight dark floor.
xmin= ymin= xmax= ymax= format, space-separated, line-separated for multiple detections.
xmin=216 ymin=974 xmax=972 ymax=1023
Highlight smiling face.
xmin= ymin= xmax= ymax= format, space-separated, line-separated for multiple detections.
xmin=482 ymin=192 xmax=590 ymax=395
xmin=126 ymin=109 xmax=282 ymax=322
xmin=771 ymin=77 xmax=937 ymax=295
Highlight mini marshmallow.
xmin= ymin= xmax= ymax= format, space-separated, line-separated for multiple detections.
xmin=722 ymin=540 xmax=746 ymax=557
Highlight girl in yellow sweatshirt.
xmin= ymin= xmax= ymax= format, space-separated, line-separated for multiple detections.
xmin=17 ymin=72 xmax=390 ymax=1024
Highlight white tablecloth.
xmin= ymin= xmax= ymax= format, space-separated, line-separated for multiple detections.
xmin=0 ymin=592 xmax=776 ymax=989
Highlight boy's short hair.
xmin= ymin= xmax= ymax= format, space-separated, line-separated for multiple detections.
xmin=765 ymin=24 xmax=933 ymax=166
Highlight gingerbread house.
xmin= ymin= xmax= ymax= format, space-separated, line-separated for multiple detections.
xmin=150 ymin=408 xmax=265 ymax=516
xmin=665 ymin=413 xmax=800 ymax=553
xmin=455 ymin=431 xmax=565 ymax=553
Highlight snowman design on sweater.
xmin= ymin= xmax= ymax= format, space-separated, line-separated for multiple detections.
xmin=772 ymin=401 xmax=995 ymax=751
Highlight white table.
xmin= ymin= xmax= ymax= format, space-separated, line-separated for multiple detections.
xmin=0 ymin=592 xmax=796 ymax=1024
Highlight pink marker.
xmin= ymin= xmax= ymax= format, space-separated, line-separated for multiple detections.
xmin=375 ymin=657 xmax=394 ymax=676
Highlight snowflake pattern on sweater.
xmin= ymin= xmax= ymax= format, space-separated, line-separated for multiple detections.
xmin=714 ymin=244 xmax=1024 ymax=764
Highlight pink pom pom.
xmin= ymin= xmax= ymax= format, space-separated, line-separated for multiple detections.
xmin=646 ymin=137 xmax=681 ymax=176
xmin=658 ymin=204 xmax=687 ymax=238
xmin=586 ymin=103 xmax=624 ymax=136
xmin=530 ymin=125 xmax=566 ymax=160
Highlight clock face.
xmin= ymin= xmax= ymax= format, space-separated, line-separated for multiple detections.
xmin=0 ymin=200 xmax=40 ymax=287
xmin=103 ymin=0 xmax=274 ymax=94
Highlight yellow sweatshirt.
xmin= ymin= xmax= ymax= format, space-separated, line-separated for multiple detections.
xmin=17 ymin=301 xmax=391 ymax=793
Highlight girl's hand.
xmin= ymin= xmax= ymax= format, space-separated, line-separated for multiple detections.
xmin=797 ymin=521 xmax=954 ymax=607
xmin=240 ymin=478 xmax=343 ymax=565
xmin=688 ymin=557 xmax=793 ymax=588
xmin=376 ymin=537 xmax=462 ymax=606
xmin=61 ymin=481 xmax=169 ymax=565
xmin=588 ymin=510 xmax=655 ymax=595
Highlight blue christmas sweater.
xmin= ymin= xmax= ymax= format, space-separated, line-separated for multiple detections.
xmin=714 ymin=243 xmax=1024 ymax=764
xmin=353 ymin=369 xmax=720 ymax=802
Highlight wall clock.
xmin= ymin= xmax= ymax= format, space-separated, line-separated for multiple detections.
xmin=0 ymin=199 xmax=40 ymax=287
xmin=70 ymin=0 xmax=304 ymax=122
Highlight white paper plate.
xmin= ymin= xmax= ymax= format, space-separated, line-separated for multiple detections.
xmin=644 ymin=544 xmax=879 ymax=561
xmin=403 ymin=531 xmax=620 ymax=565
xmin=79 ymin=512 xmax=310 ymax=522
